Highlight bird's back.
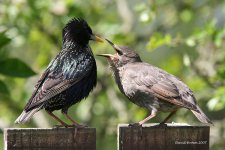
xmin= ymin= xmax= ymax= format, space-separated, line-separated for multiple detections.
xmin=44 ymin=63 xmax=97 ymax=112
xmin=24 ymin=46 xmax=97 ymax=112
xmin=117 ymin=62 xmax=198 ymax=112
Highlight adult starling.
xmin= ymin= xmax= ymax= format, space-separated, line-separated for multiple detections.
xmin=15 ymin=18 xmax=104 ymax=127
xmin=98 ymin=39 xmax=212 ymax=126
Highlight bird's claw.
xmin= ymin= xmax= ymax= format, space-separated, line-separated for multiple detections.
xmin=128 ymin=123 xmax=142 ymax=127
xmin=76 ymin=124 xmax=89 ymax=128
xmin=156 ymin=122 xmax=168 ymax=127
xmin=53 ymin=124 xmax=69 ymax=128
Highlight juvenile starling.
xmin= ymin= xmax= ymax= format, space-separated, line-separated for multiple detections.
xmin=98 ymin=39 xmax=212 ymax=126
xmin=15 ymin=18 xmax=104 ymax=127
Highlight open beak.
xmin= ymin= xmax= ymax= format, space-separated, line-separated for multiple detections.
xmin=90 ymin=35 xmax=104 ymax=43
xmin=97 ymin=54 xmax=115 ymax=58
xmin=98 ymin=39 xmax=121 ymax=59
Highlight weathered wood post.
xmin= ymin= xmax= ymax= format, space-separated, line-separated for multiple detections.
xmin=4 ymin=127 xmax=96 ymax=150
xmin=118 ymin=123 xmax=209 ymax=150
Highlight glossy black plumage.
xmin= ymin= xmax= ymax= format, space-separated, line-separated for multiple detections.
xmin=15 ymin=18 xmax=103 ymax=126
xmin=99 ymin=39 xmax=212 ymax=126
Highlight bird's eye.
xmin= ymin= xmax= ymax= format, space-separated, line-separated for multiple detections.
xmin=117 ymin=50 xmax=123 ymax=55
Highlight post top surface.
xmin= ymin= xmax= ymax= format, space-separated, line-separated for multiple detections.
xmin=118 ymin=123 xmax=210 ymax=128
xmin=4 ymin=127 xmax=96 ymax=131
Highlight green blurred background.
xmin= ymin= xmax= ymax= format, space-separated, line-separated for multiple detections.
xmin=0 ymin=0 xmax=225 ymax=149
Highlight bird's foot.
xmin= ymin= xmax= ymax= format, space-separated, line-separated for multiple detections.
xmin=128 ymin=123 xmax=142 ymax=127
xmin=154 ymin=122 xmax=167 ymax=127
xmin=67 ymin=124 xmax=88 ymax=128
xmin=74 ymin=124 xmax=88 ymax=128
xmin=53 ymin=124 xmax=69 ymax=128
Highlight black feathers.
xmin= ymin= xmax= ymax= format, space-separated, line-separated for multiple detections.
xmin=15 ymin=18 xmax=99 ymax=126
xmin=63 ymin=18 xmax=93 ymax=46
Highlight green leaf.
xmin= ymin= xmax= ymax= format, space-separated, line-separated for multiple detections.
xmin=0 ymin=80 xmax=10 ymax=95
xmin=0 ymin=32 xmax=11 ymax=49
xmin=147 ymin=33 xmax=172 ymax=51
xmin=0 ymin=58 xmax=36 ymax=78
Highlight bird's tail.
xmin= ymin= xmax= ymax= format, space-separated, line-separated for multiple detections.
xmin=191 ymin=106 xmax=213 ymax=124
xmin=15 ymin=107 xmax=40 ymax=124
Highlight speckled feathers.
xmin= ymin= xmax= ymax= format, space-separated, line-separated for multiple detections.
xmin=15 ymin=18 xmax=97 ymax=124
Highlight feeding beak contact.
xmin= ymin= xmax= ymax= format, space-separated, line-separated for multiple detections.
xmin=97 ymin=39 xmax=121 ymax=59
xmin=90 ymin=35 xmax=104 ymax=43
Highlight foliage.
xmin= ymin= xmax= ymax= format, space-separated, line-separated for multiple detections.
xmin=0 ymin=0 xmax=225 ymax=149
xmin=0 ymin=58 xmax=36 ymax=77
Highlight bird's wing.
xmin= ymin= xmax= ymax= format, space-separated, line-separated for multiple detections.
xmin=24 ymin=68 xmax=50 ymax=109
xmin=150 ymin=79 xmax=198 ymax=111
xmin=25 ymin=51 xmax=95 ymax=111
xmin=130 ymin=63 xmax=198 ymax=111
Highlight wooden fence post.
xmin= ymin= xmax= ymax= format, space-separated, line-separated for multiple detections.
xmin=118 ymin=123 xmax=209 ymax=150
xmin=4 ymin=127 xmax=96 ymax=150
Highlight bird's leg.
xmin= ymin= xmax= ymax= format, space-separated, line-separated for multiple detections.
xmin=160 ymin=109 xmax=178 ymax=125
xmin=46 ymin=111 xmax=68 ymax=127
xmin=63 ymin=113 xmax=87 ymax=128
xmin=139 ymin=110 xmax=157 ymax=125
xmin=129 ymin=109 xmax=157 ymax=127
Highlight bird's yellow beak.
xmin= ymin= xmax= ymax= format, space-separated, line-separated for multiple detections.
xmin=91 ymin=35 xmax=104 ymax=43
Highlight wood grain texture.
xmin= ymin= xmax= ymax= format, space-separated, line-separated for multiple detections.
xmin=118 ymin=123 xmax=209 ymax=150
xmin=4 ymin=127 xmax=96 ymax=150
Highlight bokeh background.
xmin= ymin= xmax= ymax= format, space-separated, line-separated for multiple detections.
xmin=0 ymin=0 xmax=225 ymax=149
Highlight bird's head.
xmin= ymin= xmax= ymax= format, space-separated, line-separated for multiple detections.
xmin=98 ymin=39 xmax=141 ymax=68
xmin=63 ymin=18 xmax=103 ymax=46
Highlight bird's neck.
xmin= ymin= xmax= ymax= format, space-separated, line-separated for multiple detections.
xmin=63 ymin=38 xmax=88 ymax=49
xmin=110 ymin=66 xmax=125 ymax=94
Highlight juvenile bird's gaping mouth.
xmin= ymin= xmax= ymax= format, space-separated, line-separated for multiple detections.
xmin=97 ymin=38 xmax=121 ymax=59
